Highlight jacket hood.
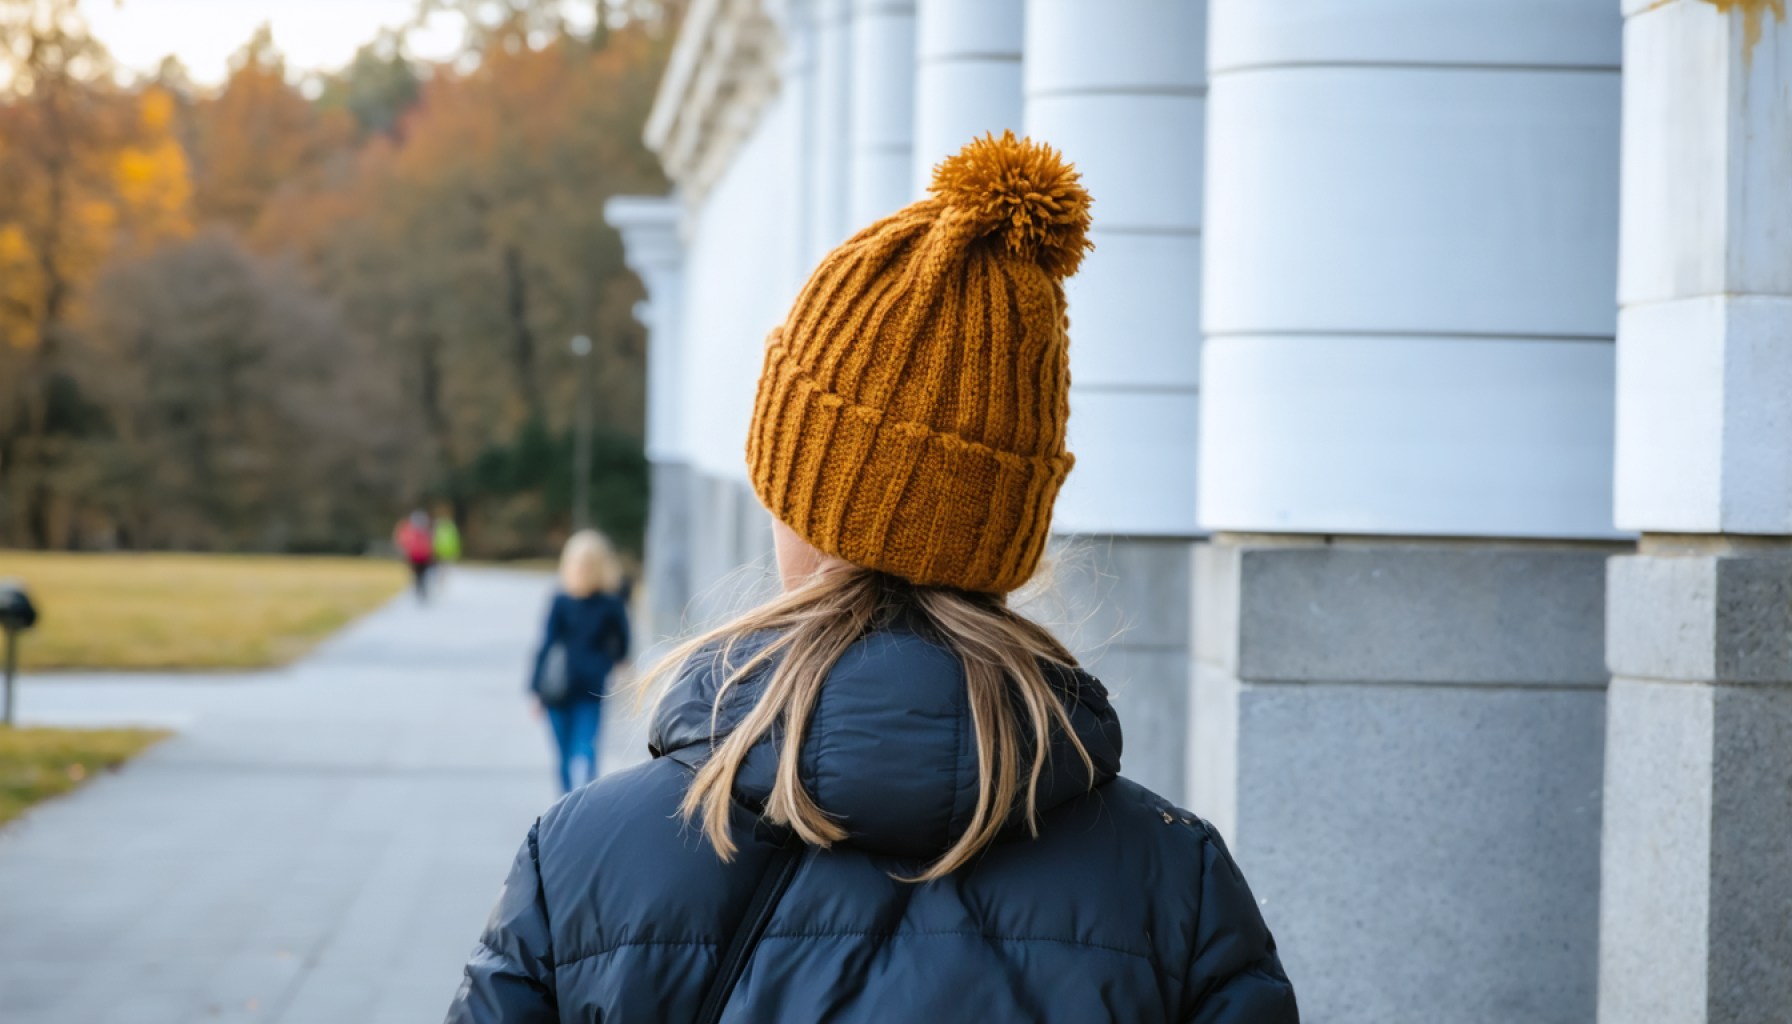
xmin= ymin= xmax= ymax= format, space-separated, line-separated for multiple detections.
xmin=648 ymin=626 xmax=1124 ymax=861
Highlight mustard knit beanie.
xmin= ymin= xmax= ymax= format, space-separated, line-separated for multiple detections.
xmin=746 ymin=131 xmax=1092 ymax=594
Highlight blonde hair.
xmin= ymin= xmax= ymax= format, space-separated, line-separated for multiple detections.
xmin=559 ymin=529 xmax=622 ymax=598
xmin=646 ymin=564 xmax=1095 ymax=883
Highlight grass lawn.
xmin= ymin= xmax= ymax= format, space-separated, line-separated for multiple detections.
xmin=0 ymin=551 xmax=407 ymax=671
xmin=0 ymin=726 xmax=169 ymax=825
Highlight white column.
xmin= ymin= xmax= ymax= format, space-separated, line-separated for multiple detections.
xmin=1611 ymin=1 xmax=1792 ymax=536
xmin=1599 ymin=5 xmax=1792 ymax=1023
xmin=1025 ymin=0 xmax=1204 ymax=537
xmin=773 ymin=0 xmax=817 ymax=297
xmin=604 ymin=194 xmax=690 ymax=650
xmin=1194 ymin=4 xmax=1624 ymax=1021
xmin=847 ymin=0 xmax=915 ymax=224
xmin=605 ymin=197 xmax=687 ymax=465
xmin=912 ymin=0 xmax=1024 ymax=196
xmin=1199 ymin=0 xmax=1624 ymax=538
xmin=805 ymin=0 xmax=854 ymax=261
xmin=1019 ymin=0 xmax=1205 ymax=807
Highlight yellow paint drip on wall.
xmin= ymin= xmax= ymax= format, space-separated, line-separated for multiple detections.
xmin=1702 ymin=0 xmax=1787 ymax=56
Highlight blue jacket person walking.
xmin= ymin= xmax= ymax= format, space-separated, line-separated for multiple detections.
xmin=529 ymin=530 xmax=630 ymax=793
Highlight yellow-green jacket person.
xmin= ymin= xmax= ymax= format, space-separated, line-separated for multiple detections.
xmin=432 ymin=514 xmax=462 ymax=563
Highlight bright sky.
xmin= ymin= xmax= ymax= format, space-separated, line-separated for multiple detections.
xmin=83 ymin=0 xmax=470 ymax=86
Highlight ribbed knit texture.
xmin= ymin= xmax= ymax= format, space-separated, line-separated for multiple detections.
xmin=747 ymin=132 xmax=1092 ymax=594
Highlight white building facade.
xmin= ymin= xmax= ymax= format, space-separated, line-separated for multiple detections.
xmin=609 ymin=3 xmax=1792 ymax=1021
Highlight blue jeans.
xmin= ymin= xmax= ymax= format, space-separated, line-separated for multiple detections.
xmin=545 ymin=699 xmax=602 ymax=793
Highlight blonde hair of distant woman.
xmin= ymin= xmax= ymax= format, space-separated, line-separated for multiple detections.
xmin=559 ymin=529 xmax=622 ymax=598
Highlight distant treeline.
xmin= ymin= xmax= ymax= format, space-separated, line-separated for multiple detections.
xmin=0 ymin=0 xmax=680 ymax=556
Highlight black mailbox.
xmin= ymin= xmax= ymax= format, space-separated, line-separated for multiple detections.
xmin=0 ymin=580 xmax=36 ymax=632
xmin=1 ymin=579 xmax=31 ymax=725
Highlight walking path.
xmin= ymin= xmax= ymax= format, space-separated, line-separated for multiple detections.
xmin=0 ymin=567 xmax=649 ymax=1024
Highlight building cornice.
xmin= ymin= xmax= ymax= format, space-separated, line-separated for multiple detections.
xmin=644 ymin=0 xmax=786 ymax=205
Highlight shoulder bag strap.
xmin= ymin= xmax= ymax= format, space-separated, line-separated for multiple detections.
xmin=693 ymin=842 xmax=804 ymax=1024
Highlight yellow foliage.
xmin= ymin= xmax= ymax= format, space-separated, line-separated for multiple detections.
xmin=0 ymin=82 xmax=194 ymax=351
xmin=137 ymin=87 xmax=176 ymax=132
xmin=111 ymin=86 xmax=193 ymax=248
xmin=112 ymin=137 xmax=193 ymax=246
xmin=0 ymin=224 xmax=40 ymax=350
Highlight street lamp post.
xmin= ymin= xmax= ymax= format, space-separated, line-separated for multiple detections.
xmin=570 ymin=334 xmax=594 ymax=530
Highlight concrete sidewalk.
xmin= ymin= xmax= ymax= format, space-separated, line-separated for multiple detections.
xmin=0 ymin=567 xmax=649 ymax=1024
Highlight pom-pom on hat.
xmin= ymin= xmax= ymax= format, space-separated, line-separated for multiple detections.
xmin=746 ymin=131 xmax=1092 ymax=594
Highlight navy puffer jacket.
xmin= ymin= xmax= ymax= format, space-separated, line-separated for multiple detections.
xmin=447 ymin=626 xmax=1298 ymax=1023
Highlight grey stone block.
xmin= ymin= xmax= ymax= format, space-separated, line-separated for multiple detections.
xmin=645 ymin=459 xmax=694 ymax=641
xmin=685 ymin=472 xmax=746 ymax=628
xmin=1079 ymin=645 xmax=1191 ymax=804
xmin=1597 ymin=678 xmax=1713 ymax=1024
xmin=1605 ymin=555 xmax=1718 ymax=684
xmin=1187 ymin=661 xmax=1239 ymax=837
xmin=1607 ymin=550 xmax=1792 ymax=684
xmin=1193 ymin=540 xmax=1244 ymax=670
xmin=1230 ymin=543 xmax=1612 ymax=686
xmin=1598 ymin=678 xmax=1792 ymax=1024
xmin=735 ymin=479 xmax=773 ymax=566
xmin=677 ymin=475 xmax=783 ymax=630
xmin=1034 ymin=536 xmax=1195 ymax=653
xmin=1025 ymin=536 xmax=1198 ymax=806
xmin=1598 ymin=527 xmax=1792 ymax=1024
xmin=1239 ymin=683 xmax=1606 ymax=1024
xmin=1714 ymin=555 xmax=1792 ymax=683
xmin=1193 ymin=537 xmax=1613 ymax=1024
xmin=733 ymin=479 xmax=781 ymax=608
xmin=1708 ymin=685 xmax=1792 ymax=1023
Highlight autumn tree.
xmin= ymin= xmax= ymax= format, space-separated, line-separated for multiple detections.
xmin=187 ymin=25 xmax=353 ymax=233
xmin=70 ymin=230 xmax=408 ymax=550
xmin=0 ymin=0 xmax=191 ymax=546
xmin=314 ymin=40 xmax=420 ymax=139
xmin=0 ymin=2 xmax=673 ymax=554
xmin=260 ymin=18 xmax=671 ymax=553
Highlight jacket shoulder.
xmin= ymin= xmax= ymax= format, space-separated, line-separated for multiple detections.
xmin=534 ymin=757 xmax=713 ymax=900
xmin=1049 ymin=774 xmax=1223 ymax=875
xmin=530 ymin=757 xmax=788 ymax=974
xmin=1085 ymin=778 xmax=1298 ymax=1022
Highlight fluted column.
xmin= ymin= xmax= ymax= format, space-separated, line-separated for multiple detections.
xmin=605 ymin=195 xmax=688 ymax=645
xmin=774 ymin=0 xmax=817 ymax=296
xmin=912 ymin=0 xmax=1023 ymax=195
xmin=1599 ymin=4 xmax=1792 ymax=1022
xmin=847 ymin=0 xmax=915 ymax=223
xmin=805 ymin=0 xmax=854 ymax=260
xmin=1200 ymin=5 xmax=1621 ymax=536
xmin=1019 ymin=0 xmax=1205 ymax=803
xmin=1195 ymin=2 xmax=1623 ymax=1021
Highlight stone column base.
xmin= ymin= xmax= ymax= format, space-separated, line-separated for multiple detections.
xmin=1599 ymin=542 xmax=1792 ymax=1024
xmin=1193 ymin=535 xmax=1614 ymax=1024
xmin=1031 ymin=536 xmax=1198 ymax=803
xmin=679 ymin=473 xmax=776 ymax=630
xmin=644 ymin=459 xmax=694 ymax=645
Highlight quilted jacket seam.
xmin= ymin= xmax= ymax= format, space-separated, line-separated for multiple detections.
xmin=756 ymin=929 xmax=1168 ymax=974
xmin=555 ymin=938 xmax=719 ymax=969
